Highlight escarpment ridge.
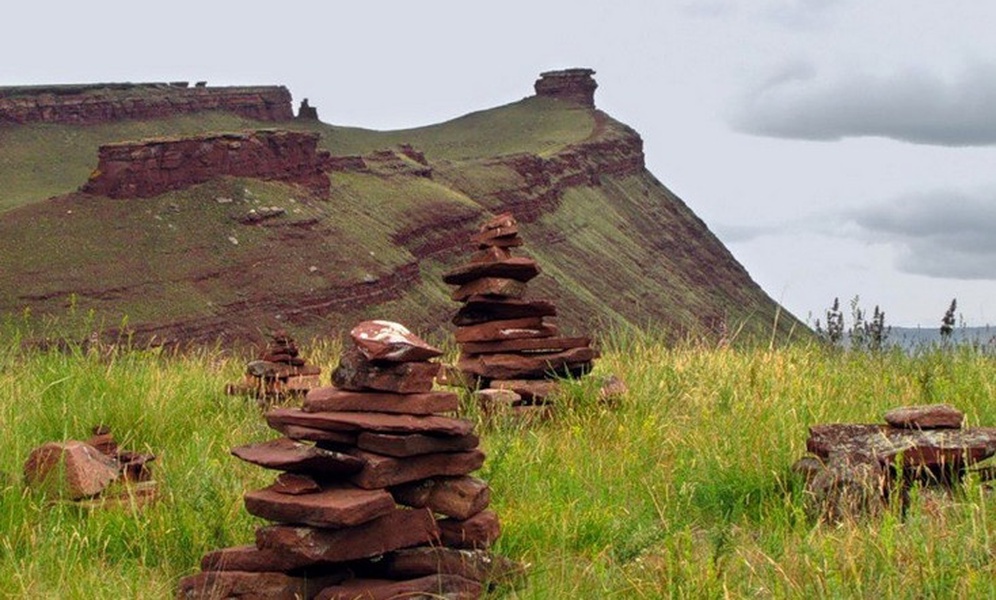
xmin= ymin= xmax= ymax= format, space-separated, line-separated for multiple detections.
xmin=0 ymin=68 xmax=802 ymax=346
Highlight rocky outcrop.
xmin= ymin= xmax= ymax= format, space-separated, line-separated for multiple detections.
xmin=534 ymin=68 xmax=598 ymax=108
xmin=0 ymin=83 xmax=293 ymax=124
xmin=81 ymin=130 xmax=331 ymax=198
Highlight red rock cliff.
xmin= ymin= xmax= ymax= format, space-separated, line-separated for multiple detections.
xmin=81 ymin=130 xmax=331 ymax=198
xmin=0 ymin=83 xmax=293 ymax=124
xmin=534 ymin=69 xmax=598 ymax=108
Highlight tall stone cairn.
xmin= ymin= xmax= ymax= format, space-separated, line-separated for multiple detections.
xmin=180 ymin=320 xmax=520 ymax=600
xmin=444 ymin=213 xmax=599 ymax=412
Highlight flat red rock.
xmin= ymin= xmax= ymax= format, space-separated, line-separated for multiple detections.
xmin=23 ymin=440 xmax=120 ymax=500
xmin=458 ymin=347 xmax=597 ymax=380
xmin=244 ymin=483 xmax=395 ymax=528
xmin=442 ymin=257 xmax=540 ymax=285
xmin=177 ymin=570 xmax=342 ymax=599
xmin=332 ymin=349 xmax=440 ymax=393
xmin=451 ymin=277 xmax=527 ymax=302
xmin=304 ymin=388 xmax=458 ymax=415
xmin=316 ymin=574 xmax=482 ymax=600
xmin=266 ymin=408 xmax=475 ymax=437
xmin=256 ymin=508 xmax=439 ymax=563
xmin=266 ymin=423 xmax=358 ymax=445
xmin=230 ymin=437 xmax=364 ymax=475
xmin=437 ymin=510 xmax=501 ymax=549
xmin=884 ymin=404 xmax=964 ymax=430
xmin=491 ymin=379 xmax=562 ymax=401
xmin=357 ymin=431 xmax=480 ymax=457
xmin=454 ymin=317 xmax=553 ymax=343
xmin=349 ymin=320 xmax=442 ymax=363
xmin=460 ymin=336 xmax=591 ymax=356
xmin=199 ymin=545 xmax=318 ymax=573
xmin=383 ymin=547 xmax=525 ymax=585
xmin=452 ymin=297 xmax=557 ymax=326
xmin=348 ymin=448 xmax=487 ymax=489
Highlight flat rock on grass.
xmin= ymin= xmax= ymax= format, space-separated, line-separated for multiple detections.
xmin=230 ymin=438 xmax=364 ymax=475
xmin=266 ymin=408 xmax=475 ymax=437
xmin=807 ymin=424 xmax=996 ymax=471
xmin=315 ymin=574 xmax=482 ymax=600
xmin=348 ymin=448 xmax=486 ymax=489
xmin=884 ymin=404 xmax=964 ymax=429
xmin=177 ymin=570 xmax=343 ymax=599
xmin=199 ymin=545 xmax=320 ymax=573
xmin=23 ymin=441 xmax=120 ymax=500
xmin=304 ymin=388 xmax=458 ymax=415
xmin=383 ymin=547 xmax=525 ymax=585
xmin=244 ymin=483 xmax=396 ymax=528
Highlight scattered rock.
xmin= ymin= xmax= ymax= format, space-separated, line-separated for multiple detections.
xmin=884 ymin=404 xmax=964 ymax=430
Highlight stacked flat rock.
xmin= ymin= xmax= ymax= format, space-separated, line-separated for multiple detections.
xmin=230 ymin=330 xmax=322 ymax=399
xmin=444 ymin=213 xmax=599 ymax=407
xmin=180 ymin=320 xmax=519 ymax=600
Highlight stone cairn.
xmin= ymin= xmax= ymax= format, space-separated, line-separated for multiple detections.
xmin=227 ymin=330 xmax=322 ymax=400
xmin=794 ymin=403 xmax=996 ymax=521
xmin=180 ymin=320 xmax=520 ymax=600
xmin=443 ymin=212 xmax=601 ymax=418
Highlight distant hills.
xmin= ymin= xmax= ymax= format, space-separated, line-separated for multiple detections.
xmin=0 ymin=71 xmax=805 ymax=346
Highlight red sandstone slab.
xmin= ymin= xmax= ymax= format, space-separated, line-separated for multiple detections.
xmin=350 ymin=320 xmax=443 ymax=363
xmin=332 ymin=349 xmax=440 ymax=393
xmin=451 ymin=278 xmax=527 ymax=302
xmin=177 ymin=570 xmax=342 ymax=599
xmin=460 ymin=336 xmax=591 ymax=356
xmin=244 ymin=483 xmax=395 ymax=528
xmin=442 ymin=257 xmax=541 ymax=285
xmin=304 ymin=388 xmax=458 ymax=415
xmin=458 ymin=347 xmax=597 ymax=380
xmin=884 ymin=404 xmax=964 ymax=430
xmin=384 ymin=547 xmax=525 ymax=585
xmin=452 ymin=297 xmax=557 ymax=326
xmin=23 ymin=440 xmax=120 ymax=500
xmin=347 ymin=448 xmax=486 ymax=489
xmin=438 ymin=510 xmax=501 ymax=549
xmin=267 ymin=423 xmax=358 ymax=445
xmin=426 ymin=476 xmax=491 ymax=520
xmin=266 ymin=408 xmax=475 ymax=437
xmin=454 ymin=317 xmax=553 ymax=343
xmin=199 ymin=545 xmax=318 ymax=573
xmin=256 ymin=508 xmax=439 ymax=563
xmin=469 ymin=246 xmax=513 ymax=264
xmin=271 ymin=473 xmax=321 ymax=495
xmin=230 ymin=437 xmax=364 ymax=475
xmin=480 ymin=212 xmax=517 ymax=231
xmin=471 ymin=223 xmax=519 ymax=244
xmin=357 ymin=431 xmax=480 ymax=457
xmin=807 ymin=424 xmax=996 ymax=471
xmin=316 ymin=575 xmax=482 ymax=600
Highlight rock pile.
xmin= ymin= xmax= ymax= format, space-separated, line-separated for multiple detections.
xmin=23 ymin=426 xmax=156 ymax=505
xmin=443 ymin=213 xmax=599 ymax=414
xmin=181 ymin=320 xmax=519 ymax=600
xmin=795 ymin=403 xmax=996 ymax=521
xmin=228 ymin=330 xmax=322 ymax=400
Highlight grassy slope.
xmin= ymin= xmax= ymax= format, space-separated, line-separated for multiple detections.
xmin=2 ymin=337 xmax=995 ymax=597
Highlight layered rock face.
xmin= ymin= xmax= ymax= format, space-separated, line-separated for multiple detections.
xmin=0 ymin=83 xmax=293 ymax=124
xmin=81 ymin=130 xmax=331 ymax=198
xmin=180 ymin=320 xmax=519 ymax=599
xmin=534 ymin=68 xmax=598 ymax=107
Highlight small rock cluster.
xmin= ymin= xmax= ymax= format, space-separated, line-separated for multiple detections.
xmin=444 ymin=213 xmax=600 ymax=416
xmin=795 ymin=403 xmax=996 ymax=521
xmin=181 ymin=320 xmax=518 ymax=600
xmin=227 ymin=330 xmax=322 ymax=400
xmin=23 ymin=426 xmax=156 ymax=506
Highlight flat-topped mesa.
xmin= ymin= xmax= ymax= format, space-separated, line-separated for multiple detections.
xmin=81 ymin=130 xmax=332 ymax=199
xmin=0 ymin=82 xmax=293 ymax=124
xmin=534 ymin=68 xmax=598 ymax=108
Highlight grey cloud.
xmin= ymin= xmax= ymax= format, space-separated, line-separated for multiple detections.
xmin=847 ymin=190 xmax=996 ymax=279
xmin=732 ymin=62 xmax=996 ymax=146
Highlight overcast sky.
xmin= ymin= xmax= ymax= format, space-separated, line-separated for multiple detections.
xmin=4 ymin=0 xmax=996 ymax=327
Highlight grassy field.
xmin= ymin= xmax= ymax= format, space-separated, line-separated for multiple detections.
xmin=2 ymin=326 xmax=996 ymax=599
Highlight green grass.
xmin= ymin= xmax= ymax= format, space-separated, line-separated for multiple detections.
xmin=2 ymin=329 xmax=996 ymax=598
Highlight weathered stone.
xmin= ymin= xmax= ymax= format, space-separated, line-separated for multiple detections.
xmin=479 ymin=212 xmax=517 ymax=231
xmin=389 ymin=478 xmax=436 ymax=508
xmin=266 ymin=408 xmax=475 ymax=437
xmin=349 ymin=320 xmax=442 ymax=363
xmin=357 ymin=431 xmax=480 ymax=457
xmin=305 ymin=388 xmax=458 ymax=416
xmin=451 ymin=278 xmax=527 ymax=302
xmin=805 ymin=459 xmax=887 ymax=523
xmin=230 ymin=437 xmax=364 ymax=475
xmin=460 ymin=336 xmax=590 ymax=356
xmin=348 ymin=449 xmax=486 ymax=489
xmin=491 ymin=379 xmax=563 ymax=401
xmin=473 ymin=388 xmax=523 ymax=408
xmin=470 ymin=223 xmax=519 ymax=245
xmin=807 ymin=424 xmax=996 ymax=473
xmin=469 ymin=246 xmax=513 ymax=264
xmin=266 ymin=423 xmax=358 ymax=445
xmin=454 ymin=317 xmax=554 ymax=343
xmin=199 ymin=545 xmax=317 ymax=573
xmin=458 ymin=347 xmax=596 ymax=380
xmin=333 ymin=349 xmax=440 ymax=393
xmin=884 ymin=404 xmax=964 ymax=430
xmin=598 ymin=373 xmax=628 ymax=404
xmin=425 ymin=476 xmax=491 ymax=520
xmin=271 ymin=473 xmax=321 ymax=495
xmin=244 ymin=484 xmax=395 ymax=528
xmin=315 ymin=574 xmax=482 ymax=600
xmin=437 ymin=510 xmax=501 ymax=549
xmin=23 ymin=441 xmax=120 ymax=500
xmin=383 ymin=547 xmax=525 ymax=585
xmin=442 ymin=257 xmax=541 ymax=285
xmin=452 ymin=297 xmax=557 ymax=326
xmin=256 ymin=508 xmax=439 ymax=563
xmin=177 ymin=570 xmax=342 ymax=600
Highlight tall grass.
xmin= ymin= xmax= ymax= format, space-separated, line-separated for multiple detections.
xmin=2 ymin=328 xmax=995 ymax=598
